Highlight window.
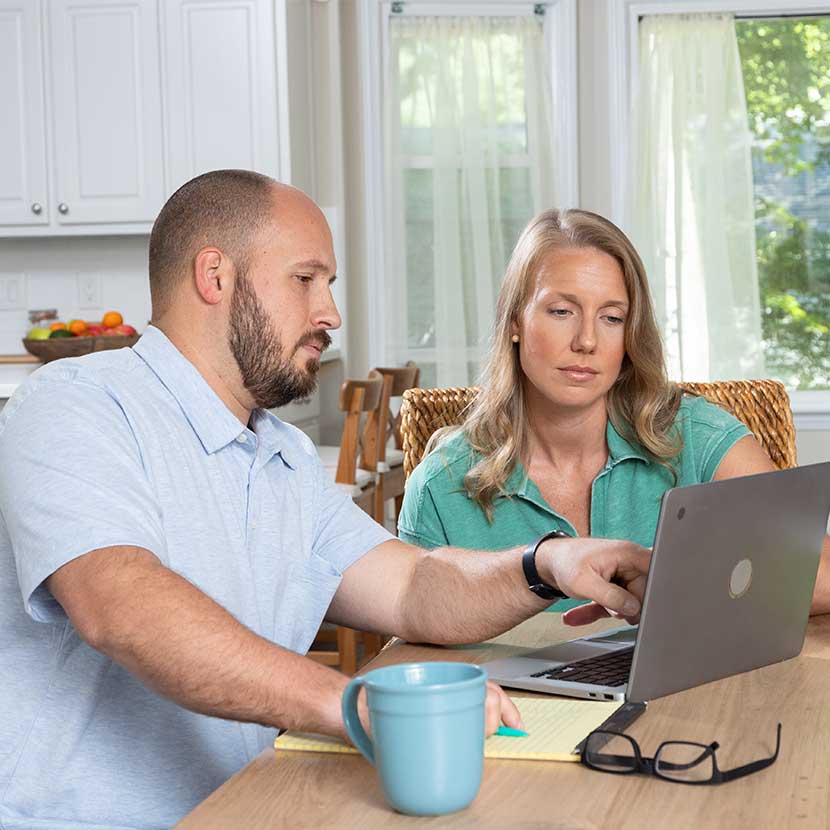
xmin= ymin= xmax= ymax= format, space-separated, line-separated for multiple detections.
xmin=623 ymin=3 xmax=830 ymax=398
xmin=371 ymin=4 xmax=576 ymax=389
xmin=737 ymin=15 xmax=830 ymax=390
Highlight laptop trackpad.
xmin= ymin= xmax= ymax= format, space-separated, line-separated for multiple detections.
xmin=524 ymin=640 xmax=614 ymax=663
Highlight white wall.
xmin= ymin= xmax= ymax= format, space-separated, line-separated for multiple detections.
xmin=0 ymin=236 xmax=151 ymax=354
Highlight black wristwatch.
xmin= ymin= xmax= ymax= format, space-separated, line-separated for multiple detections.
xmin=522 ymin=530 xmax=570 ymax=600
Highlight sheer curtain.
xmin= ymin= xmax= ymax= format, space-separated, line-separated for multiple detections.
xmin=384 ymin=16 xmax=557 ymax=387
xmin=629 ymin=14 xmax=765 ymax=382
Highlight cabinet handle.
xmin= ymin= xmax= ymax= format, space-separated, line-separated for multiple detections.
xmin=31 ymin=203 xmax=43 ymax=215
xmin=58 ymin=203 xmax=69 ymax=214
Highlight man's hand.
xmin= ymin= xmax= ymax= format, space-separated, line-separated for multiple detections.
xmin=485 ymin=681 xmax=524 ymax=736
xmin=536 ymin=537 xmax=651 ymax=626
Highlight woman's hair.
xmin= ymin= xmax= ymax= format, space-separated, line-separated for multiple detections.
xmin=447 ymin=208 xmax=682 ymax=519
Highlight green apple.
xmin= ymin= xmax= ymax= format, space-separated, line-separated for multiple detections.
xmin=27 ymin=327 xmax=51 ymax=340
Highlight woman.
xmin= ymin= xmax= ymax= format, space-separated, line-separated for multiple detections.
xmin=398 ymin=208 xmax=830 ymax=617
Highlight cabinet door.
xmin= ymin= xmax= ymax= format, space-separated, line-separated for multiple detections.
xmin=162 ymin=0 xmax=281 ymax=194
xmin=48 ymin=0 xmax=164 ymax=225
xmin=0 ymin=0 xmax=48 ymax=226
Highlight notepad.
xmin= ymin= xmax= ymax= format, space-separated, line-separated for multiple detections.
xmin=274 ymin=697 xmax=623 ymax=762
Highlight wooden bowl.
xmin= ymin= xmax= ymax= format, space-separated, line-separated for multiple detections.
xmin=22 ymin=334 xmax=140 ymax=363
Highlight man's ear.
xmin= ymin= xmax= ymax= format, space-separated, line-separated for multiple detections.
xmin=193 ymin=247 xmax=229 ymax=306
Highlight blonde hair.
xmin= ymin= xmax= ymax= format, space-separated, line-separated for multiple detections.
xmin=449 ymin=208 xmax=682 ymax=519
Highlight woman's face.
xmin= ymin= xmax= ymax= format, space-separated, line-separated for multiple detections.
xmin=513 ymin=246 xmax=629 ymax=414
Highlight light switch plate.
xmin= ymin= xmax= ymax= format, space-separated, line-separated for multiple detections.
xmin=78 ymin=273 xmax=102 ymax=310
xmin=0 ymin=274 xmax=26 ymax=310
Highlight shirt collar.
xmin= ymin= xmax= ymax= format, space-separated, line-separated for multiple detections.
xmin=495 ymin=417 xmax=650 ymax=500
xmin=133 ymin=325 xmax=296 ymax=465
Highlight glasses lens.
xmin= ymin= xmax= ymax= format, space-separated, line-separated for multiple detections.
xmin=585 ymin=732 xmax=638 ymax=773
xmin=656 ymin=742 xmax=715 ymax=782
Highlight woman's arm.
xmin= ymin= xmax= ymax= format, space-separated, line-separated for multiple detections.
xmin=713 ymin=435 xmax=830 ymax=615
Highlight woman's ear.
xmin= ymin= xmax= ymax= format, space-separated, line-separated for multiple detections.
xmin=193 ymin=247 xmax=228 ymax=305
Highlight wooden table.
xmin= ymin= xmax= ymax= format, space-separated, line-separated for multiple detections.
xmin=177 ymin=614 xmax=830 ymax=829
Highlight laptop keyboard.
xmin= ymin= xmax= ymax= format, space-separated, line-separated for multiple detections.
xmin=529 ymin=647 xmax=634 ymax=687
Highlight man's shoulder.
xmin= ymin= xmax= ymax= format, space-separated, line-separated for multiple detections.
xmin=2 ymin=349 xmax=150 ymax=427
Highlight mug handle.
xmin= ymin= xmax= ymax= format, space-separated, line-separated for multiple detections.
xmin=341 ymin=676 xmax=375 ymax=765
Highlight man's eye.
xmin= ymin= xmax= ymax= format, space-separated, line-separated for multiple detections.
xmin=295 ymin=274 xmax=313 ymax=284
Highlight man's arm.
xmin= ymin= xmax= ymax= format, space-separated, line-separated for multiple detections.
xmin=47 ymin=546 xmax=352 ymax=738
xmin=713 ymin=434 xmax=830 ymax=615
xmin=47 ymin=544 xmax=526 ymax=738
xmin=326 ymin=536 xmax=650 ymax=645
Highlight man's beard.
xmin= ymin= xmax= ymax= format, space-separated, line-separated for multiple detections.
xmin=228 ymin=270 xmax=331 ymax=409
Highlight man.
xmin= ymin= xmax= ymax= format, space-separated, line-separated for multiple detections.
xmin=0 ymin=170 xmax=650 ymax=829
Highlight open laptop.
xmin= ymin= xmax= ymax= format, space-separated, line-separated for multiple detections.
xmin=484 ymin=462 xmax=830 ymax=703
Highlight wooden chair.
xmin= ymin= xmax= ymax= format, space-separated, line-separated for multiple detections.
xmin=399 ymin=379 xmax=798 ymax=479
xmin=361 ymin=362 xmax=421 ymax=525
xmin=309 ymin=373 xmax=386 ymax=675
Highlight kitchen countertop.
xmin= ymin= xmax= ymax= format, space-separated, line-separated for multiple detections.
xmin=0 ymin=348 xmax=342 ymax=399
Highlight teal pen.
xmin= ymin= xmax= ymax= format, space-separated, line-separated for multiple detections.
xmin=494 ymin=725 xmax=528 ymax=738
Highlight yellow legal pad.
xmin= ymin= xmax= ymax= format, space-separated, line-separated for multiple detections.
xmin=274 ymin=697 xmax=623 ymax=762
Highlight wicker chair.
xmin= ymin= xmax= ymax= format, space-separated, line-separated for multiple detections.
xmin=400 ymin=380 xmax=797 ymax=479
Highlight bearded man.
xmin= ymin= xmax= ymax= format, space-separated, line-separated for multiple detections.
xmin=0 ymin=170 xmax=650 ymax=830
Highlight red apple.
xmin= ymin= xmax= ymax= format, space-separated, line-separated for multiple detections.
xmin=101 ymin=327 xmax=121 ymax=336
xmin=111 ymin=324 xmax=137 ymax=336
xmin=86 ymin=325 xmax=104 ymax=336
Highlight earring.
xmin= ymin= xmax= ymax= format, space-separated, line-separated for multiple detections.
xmin=511 ymin=334 xmax=520 ymax=343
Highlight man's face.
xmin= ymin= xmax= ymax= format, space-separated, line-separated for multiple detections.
xmin=228 ymin=191 xmax=340 ymax=409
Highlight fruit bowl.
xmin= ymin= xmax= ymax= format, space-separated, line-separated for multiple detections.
xmin=22 ymin=334 xmax=140 ymax=363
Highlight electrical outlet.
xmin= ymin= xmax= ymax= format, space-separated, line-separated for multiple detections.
xmin=0 ymin=274 xmax=26 ymax=310
xmin=78 ymin=273 xmax=102 ymax=310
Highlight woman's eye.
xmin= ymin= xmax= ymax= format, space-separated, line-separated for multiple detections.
xmin=604 ymin=315 xmax=625 ymax=325
xmin=548 ymin=308 xmax=571 ymax=317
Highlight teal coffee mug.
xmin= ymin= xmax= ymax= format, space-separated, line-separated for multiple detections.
xmin=341 ymin=662 xmax=487 ymax=816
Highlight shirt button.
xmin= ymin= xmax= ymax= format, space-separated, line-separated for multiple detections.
xmin=236 ymin=434 xmax=247 ymax=444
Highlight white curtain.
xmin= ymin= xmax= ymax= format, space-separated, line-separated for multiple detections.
xmin=385 ymin=16 xmax=557 ymax=387
xmin=629 ymin=14 xmax=765 ymax=382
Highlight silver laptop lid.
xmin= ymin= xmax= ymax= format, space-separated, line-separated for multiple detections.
xmin=627 ymin=462 xmax=830 ymax=703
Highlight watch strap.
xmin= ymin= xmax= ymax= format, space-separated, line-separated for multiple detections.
xmin=522 ymin=530 xmax=570 ymax=600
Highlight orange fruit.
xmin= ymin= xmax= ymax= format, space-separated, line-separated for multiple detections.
xmin=68 ymin=319 xmax=88 ymax=335
xmin=49 ymin=322 xmax=66 ymax=331
xmin=102 ymin=311 xmax=123 ymax=328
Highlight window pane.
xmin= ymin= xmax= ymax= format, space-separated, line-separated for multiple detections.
xmin=737 ymin=17 xmax=830 ymax=389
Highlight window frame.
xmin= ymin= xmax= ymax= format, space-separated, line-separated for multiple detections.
xmin=357 ymin=0 xmax=579 ymax=376
xmin=607 ymin=0 xmax=830 ymax=429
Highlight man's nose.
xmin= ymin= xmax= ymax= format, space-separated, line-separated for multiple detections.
xmin=312 ymin=286 xmax=342 ymax=331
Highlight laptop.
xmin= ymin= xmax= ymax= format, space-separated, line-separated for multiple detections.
xmin=484 ymin=462 xmax=830 ymax=703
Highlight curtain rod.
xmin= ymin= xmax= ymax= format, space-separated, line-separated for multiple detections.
xmin=390 ymin=2 xmax=547 ymax=14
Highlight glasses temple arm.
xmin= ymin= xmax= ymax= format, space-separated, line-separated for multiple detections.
xmin=718 ymin=723 xmax=782 ymax=783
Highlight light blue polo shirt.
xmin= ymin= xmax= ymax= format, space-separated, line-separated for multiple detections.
xmin=0 ymin=326 xmax=392 ymax=830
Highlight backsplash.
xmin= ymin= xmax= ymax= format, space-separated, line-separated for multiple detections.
xmin=0 ymin=236 xmax=152 ymax=355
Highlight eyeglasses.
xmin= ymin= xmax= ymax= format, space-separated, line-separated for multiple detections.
xmin=581 ymin=723 xmax=781 ymax=785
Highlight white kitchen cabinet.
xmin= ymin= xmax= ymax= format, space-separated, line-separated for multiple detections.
xmin=161 ymin=0 xmax=283 ymax=194
xmin=48 ymin=0 xmax=164 ymax=225
xmin=0 ymin=0 xmax=306 ymax=237
xmin=0 ymin=0 xmax=49 ymax=226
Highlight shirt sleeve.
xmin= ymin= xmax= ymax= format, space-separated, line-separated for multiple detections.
xmin=0 ymin=378 xmax=167 ymax=623
xmin=397 ymin=464 xmax=450 ymax=550
xmin=310 ymin=453 xmax=393 ymax=575
xmin=684 ymin=397 xmax=753 ymax=481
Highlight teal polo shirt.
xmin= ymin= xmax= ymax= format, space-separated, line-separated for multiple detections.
xmin=398 ymin=395 xmax=751 ymax=554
